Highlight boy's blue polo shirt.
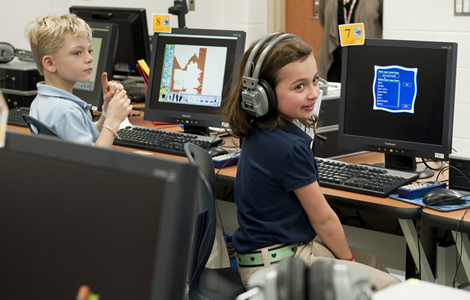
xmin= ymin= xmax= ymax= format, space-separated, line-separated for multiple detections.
xmin=30 ymin=82 xmax=100 ymax=145
xmin=232 ymin=121 xmax=319 ymax=253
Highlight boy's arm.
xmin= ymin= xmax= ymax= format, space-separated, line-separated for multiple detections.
xmin=95 ymin=72 xmax=124 ymax=126
xmin=95 ymin=88 xmax=133 ymax=148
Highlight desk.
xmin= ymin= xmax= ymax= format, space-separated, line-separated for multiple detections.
xmin=422 ymin=207 xmax=470 ymax=284
xmin=6 ymin=112 xmax=436 ymax=282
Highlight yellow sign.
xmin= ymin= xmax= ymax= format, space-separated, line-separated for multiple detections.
xmin=152 ymin=14 xmax=171 ymax=32
xmin=339 ymin=23 xmax=365 ymax=46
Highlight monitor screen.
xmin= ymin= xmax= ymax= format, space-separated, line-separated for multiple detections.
xmin=338 ymin=39 xmax=457 ymax=178
xmin=72 ymin=21 xmax=118 ymax=111
xmin=144 ymin=28 xmax=246 ymax=134
xmin=0 ymin=132 xmax=200 ymax=299
xmin=70 ymin=6 xmax=151 ymax=77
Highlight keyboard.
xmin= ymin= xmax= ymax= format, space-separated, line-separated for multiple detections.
xmin=113 ymin=126 xmax=223 ymax=156
xmin=316 ymin=157 xmax=419 ymax=197
xmin=7 ymin=107 xmax=30 ymax=127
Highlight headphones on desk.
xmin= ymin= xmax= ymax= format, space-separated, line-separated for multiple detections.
xmin=0 ymin=42 xmax=34 ymax=63
xmin=237 ymin=257 xmax=373 ymax=300
xmin=240 ymin=33 xmax=302 ymax=118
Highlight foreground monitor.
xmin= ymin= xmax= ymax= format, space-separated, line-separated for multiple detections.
xmin=339 ymin=39 xmax=457 ymax=178
xmin=144 ymin=28 xmax=246 ymax=135
xmin=70 ymin=6 xmax=151 ymax=77
xmin=0 ymin=132 xmax=200 ymax=299
xmin=72 ymin=21 xmax=118 ymax=111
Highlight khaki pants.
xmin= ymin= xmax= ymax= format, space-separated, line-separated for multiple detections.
xmin=237 ymin=240 xmax=401 ymax=291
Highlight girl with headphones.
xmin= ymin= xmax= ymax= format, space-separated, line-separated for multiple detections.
xmin=223 ymin=33 xmax=400 ymax=292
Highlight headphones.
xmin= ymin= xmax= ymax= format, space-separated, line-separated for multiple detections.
xmin=240 ymin=33 xmax=302 ymax=118
xmin=0 ymin=42 xmax=34 ymax=63
xmin=236 ymin=257 xmax=373 ymax=300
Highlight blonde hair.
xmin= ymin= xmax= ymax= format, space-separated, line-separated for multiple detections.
xmin=26 ymin=14 xmax=92 ymax=75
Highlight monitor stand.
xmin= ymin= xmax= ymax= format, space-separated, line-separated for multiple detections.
xmin=374 ymin=153 xmax=434 ymax=179
xmin=183 ymin=125 xmax=223 ymax=146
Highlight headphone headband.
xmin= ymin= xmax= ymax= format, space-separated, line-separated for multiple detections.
xmin=240 ymin=33 xmax=302 ymax=118
xmin=242 ymin=33 xmax=302 ymax=89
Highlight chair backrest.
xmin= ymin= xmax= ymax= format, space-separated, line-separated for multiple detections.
xmin=22 ymin=114 xmax=61 ymax=137
xmin=184 ymin=143 xmax=217 ymax=291
xmin=185 ymin=142 xmax=217 ymax=195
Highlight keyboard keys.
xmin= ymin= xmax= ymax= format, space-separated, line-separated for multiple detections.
xmin=317 ymin=157 xmax=418 ymax=197
xmin=114 ymin=126 xmax=222 ymax=156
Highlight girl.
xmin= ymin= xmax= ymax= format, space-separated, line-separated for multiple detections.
xmin=224 ymin=33 xmax=400 ymax=291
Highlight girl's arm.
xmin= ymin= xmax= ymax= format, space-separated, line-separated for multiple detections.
xmin=294 ymin=180 xmax=358 ymax=262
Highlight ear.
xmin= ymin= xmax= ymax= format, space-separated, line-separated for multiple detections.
xmin=42 ymin=55 xmax=56 ymax=73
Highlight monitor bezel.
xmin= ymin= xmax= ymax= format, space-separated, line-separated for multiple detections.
xmin=143 ymin=28 xmax=246 ymax=130
xmin=0 ymin=132 xmax=199 ymax=299
xmin=72 ymin=21 xmax=118 ymax=111
xmin=338 ymin=38 xmax=457 ymax=163
xmin=70 ymin=6 xmax=151 ymax=77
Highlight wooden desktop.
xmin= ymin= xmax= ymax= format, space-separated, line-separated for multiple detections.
xmin=7 ymin=108 xmax=462 ymax=284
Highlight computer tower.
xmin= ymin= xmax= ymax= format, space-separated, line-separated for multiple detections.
xmin=0 ymin=58 xmax=43 ymax=109
xmin=449 ymin=151 xmax=470 ymax=192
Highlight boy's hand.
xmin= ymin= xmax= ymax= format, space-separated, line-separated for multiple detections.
xmin=101 ymin=72 xmax=124 ymax=110
xmin=106 ymin=89 xmax=133 ymax=126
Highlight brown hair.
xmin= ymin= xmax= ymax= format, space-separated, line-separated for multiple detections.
xmin=223 ymin=33 xmax=317 ymax=138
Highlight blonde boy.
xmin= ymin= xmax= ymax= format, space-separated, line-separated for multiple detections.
xmin=26 ymin=14 xmax=132 ymax=147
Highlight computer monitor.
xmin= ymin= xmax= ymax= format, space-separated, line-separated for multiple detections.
xmin=338 ymin=39 xmax=458 ymax=178
xmin=72 ymin=21 xmax=118 ymax=111
xmin=70 ymin=6 xmax=151 ymax=77
xmin=144 ymin=28 xmax=246 ymax=135
xmin=0 ymin=132 xmax=200 ymax=299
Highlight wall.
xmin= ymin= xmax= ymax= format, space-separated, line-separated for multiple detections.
xmin=2 ymin=1 xmax=468 ymax=152
xmin=383 ymin=0 xmax=470 ymax=153
xmin=0 ymin=0 xmax=267 ymax=51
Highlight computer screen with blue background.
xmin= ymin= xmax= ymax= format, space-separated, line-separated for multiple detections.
xmin=339 ymin=39 xmax=457 ymax=178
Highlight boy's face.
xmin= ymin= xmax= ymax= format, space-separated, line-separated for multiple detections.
xmin=274 ymin=54 xmax=320 ymax=122
xmin=49 ymin=33 xmax=93 ymax=85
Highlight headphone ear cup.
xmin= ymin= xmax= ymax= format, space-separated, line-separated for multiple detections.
xmin=308 ymin=259 xmax=335 ymax=300
xmin=258 ymin=78 xmax=277 ymax=117
xmin=277 ymin=257 xmax=307 ymax=300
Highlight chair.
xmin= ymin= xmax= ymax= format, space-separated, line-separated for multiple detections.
xmin=22 ymin=114 xmax=61 ymax=137
xmin=184 ymin=143 xmax=246 ymax=300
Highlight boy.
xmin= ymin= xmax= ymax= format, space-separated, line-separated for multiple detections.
xmin=26 ymin=14 xmax=132 ymax=147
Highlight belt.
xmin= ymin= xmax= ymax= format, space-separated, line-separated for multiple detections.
xmin=237 ymin=243 xmax=299 ymax=267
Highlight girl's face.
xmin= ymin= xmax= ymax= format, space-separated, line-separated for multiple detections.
xmin=274 ymin=54 xmax=320 ymax=123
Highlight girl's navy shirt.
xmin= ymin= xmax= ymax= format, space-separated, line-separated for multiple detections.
xmin=232 ymin=121 xmax=319 ymax=253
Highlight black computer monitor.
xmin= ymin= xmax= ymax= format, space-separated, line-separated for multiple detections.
xmin=144 ymin=28 xmax=246 ymax=135
xmin=72 ymin=21 xmax=118 ymax=111
xmin=338 ymin=39 xmax=458 ymax=178
xmin=0 ymin=132 xmax=200 ymax=299
xmin=70 ymin=6 xmax=151 ymax=77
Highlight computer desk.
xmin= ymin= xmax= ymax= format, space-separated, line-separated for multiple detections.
xmin=6 ymin=110 xmax=438 ymax=283
xmin=422 ymin=206 xmax=470 ymax=283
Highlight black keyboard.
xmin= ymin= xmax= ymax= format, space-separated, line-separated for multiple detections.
xmin=7 ymin=107 xmax=30 ymax=127
xmin=317 ymin=157 xmax=418 ymax=197
xmin=113 ymin=126 xmax=223 ymax=156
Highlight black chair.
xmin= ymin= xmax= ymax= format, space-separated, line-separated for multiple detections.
xmin=22 ymin=114 xmax=61 ymax=137
xmin=184 ymin=143 xmax=246 ymax=300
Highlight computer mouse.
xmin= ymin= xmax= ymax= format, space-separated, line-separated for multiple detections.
xmin=422 ymin=188 xmax=466 ymax=206
xmin=206 ymin=147 xmax=230 ymax=158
